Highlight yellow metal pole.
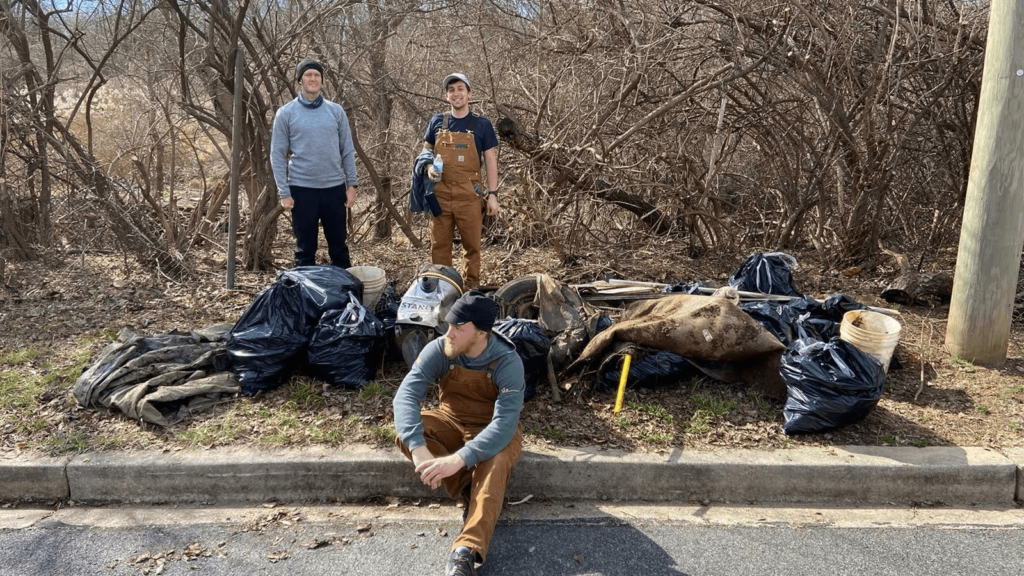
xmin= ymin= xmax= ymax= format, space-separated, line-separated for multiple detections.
xmin=613 ymin=353 xmax=632 ymax=414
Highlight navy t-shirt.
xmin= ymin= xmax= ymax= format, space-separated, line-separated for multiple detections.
xmin=423 ymin=112 xmax=499 ymax=159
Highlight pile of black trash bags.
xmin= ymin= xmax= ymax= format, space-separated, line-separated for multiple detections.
xmin=228 ymin=266 xmax=397 ymax=396
xmin=639 ymin=252 xmax=893 ymax=435
xmin=73 ymin=266 xmax=400 ymax=425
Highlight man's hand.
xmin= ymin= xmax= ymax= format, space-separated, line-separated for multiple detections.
xmin=414 ymin=453 xmax=466 ymax=490
xmin=485 ymin=194 xmax=499 ymax=216
xmin=410 ymin=446 xmax=434 ymax=469
xmin=426 ymin=165 xmax=441 ymax=183
xmin=345 ymin=186 xmax=357 ymax=208
xmin=280 ymin=197 xmax=294 ymax=210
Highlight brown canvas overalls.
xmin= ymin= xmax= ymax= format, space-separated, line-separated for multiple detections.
xmin=397 ymin=359 xmax=522 ymax=563
xmin=431 ymin=113 xmax=485 ymax=287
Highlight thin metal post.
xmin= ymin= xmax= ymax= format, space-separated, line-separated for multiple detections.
xmin=227 ymin=45 xmax=244 ymax=289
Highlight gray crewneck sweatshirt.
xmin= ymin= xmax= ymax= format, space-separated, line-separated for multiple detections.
xmin=393 ymin=333 xmax=525 ymax=469
xmin=269 ymin=97 xmax=358 ymax=198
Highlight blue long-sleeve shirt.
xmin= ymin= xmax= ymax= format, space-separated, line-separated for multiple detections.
xmin=393 ymin=333 xmax=525 ymax=469
xmin=269 ymin=98 xmax=358 ymax=198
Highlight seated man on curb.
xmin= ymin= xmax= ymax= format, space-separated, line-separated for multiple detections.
xmin=393 ymin=291 xmax=525 ymax=576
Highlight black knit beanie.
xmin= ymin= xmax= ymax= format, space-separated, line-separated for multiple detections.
xmin=295 ymin=57 xmax=324 ymax=82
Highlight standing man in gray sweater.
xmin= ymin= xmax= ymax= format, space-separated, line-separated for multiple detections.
xmin=270 ymin=57 xmax=359 ymax=268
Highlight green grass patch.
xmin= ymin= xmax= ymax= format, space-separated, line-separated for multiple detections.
xmin=543 ymin=426 xmax=564 ymax=440
xmin=613 ymin=415 xmax=631 ymax=429
xmin=691 ymin=394 xmax=738 ymax=417
xmin=262 ymin=431 xmax=292 ymax=444
xmin=746 ymin=389 xmax=777 ymax=418
xmin=286 ymin=380 xmax=326 ymax=409
xmin=310 ymin=423 xmax=348 ymax=444
xmin=911 ymin=439 xmax=929 ymax=447
xmin=0 ymin=370 xmax=46 ymax=410
xmin=1007 ymin=421 xmax=1021 ymax=431
xmin=178 ymin=417 xmax=245 ymax=447
xmin=685 ymin=410 xmax=712 ymax=435
xmin=15 ymin=418 xmax=48 ymax=434
xmin=359 ymin=381 xmax=392 ymax=401
xmin=949 ymin=355 xmax=975 ymax=367
xmin=628 ymin=401 xmax=675 ymax=425
xmin=975 ymin=403 xmax=990 ymax=415
xmin=370 ymin=424 xmax=397 ymax=444
xmin=259 ymin=411 xmax=302 ymax=444
xmin=880 ymin=434 xmax=898 ymax=445
xmin=1 ymin=347 xmax=40 ymax=365
xmin=42 ymin=431 xmax=90 ymax=456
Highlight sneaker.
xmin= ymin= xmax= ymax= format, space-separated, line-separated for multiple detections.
xmin=445 ymin=546 xmax=478 ymax=576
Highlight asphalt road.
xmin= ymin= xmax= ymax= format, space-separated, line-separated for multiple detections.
xmin=2 ymin=503 xmax=1022 ymax=576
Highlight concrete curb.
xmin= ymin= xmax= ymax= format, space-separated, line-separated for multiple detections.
xmin=1006 ymin=448 xmax=1024 ymax=502
xmin=2 ymin=446 xmax=1020 ymax=506
xmin=0 ymin=455 xmax=70 ymax=502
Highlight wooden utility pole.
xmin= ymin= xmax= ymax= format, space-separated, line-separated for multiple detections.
xmin=945 ymin=0 xmax=1024 ymax=366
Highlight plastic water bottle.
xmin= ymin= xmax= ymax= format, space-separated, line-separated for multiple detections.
xmin=431 ymin=154 xmax=443 ymax=182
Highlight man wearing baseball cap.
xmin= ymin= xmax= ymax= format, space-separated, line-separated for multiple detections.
xmin=270 ymin=56 xmax=359 ymax=268
xmin=420 ymin=73 xmax=501 ymax=288
xmin=393 ymin=291 xmax=525 ymax=576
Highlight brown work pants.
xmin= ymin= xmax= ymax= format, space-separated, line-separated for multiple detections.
xmin=430 ymin=127 xmax=484 ymax=287
xmin=430 ymin=186 xmax=484 ymax=288
xmin=396 ymin=363 xmax=521 ymax=563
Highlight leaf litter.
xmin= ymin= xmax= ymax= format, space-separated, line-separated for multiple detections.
xmin=0 ymin=240 xmax=1021 ymax=465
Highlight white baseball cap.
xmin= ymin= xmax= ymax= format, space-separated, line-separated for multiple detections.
xmin=442 ymin=73 xmax=471 ymax=92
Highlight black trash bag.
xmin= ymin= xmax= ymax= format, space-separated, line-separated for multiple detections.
xmin=728 ymin=252 xmax=803 ymax=297
xmin=307 ymin=294 xmax=386 ymax=388
xmin=494 ymin=318 xmax=550 ymax=402
xmin=596 ymin=345 xmax=697 ymax=393
xmin=374 ymin=280 xmax=401 ymax=324
xmin=227 ymin=277 xmax=309 ymax=396
xmin=742 ymin=296 xmax=846 ymax=346
xmin=819 ymin=294 xmax=867 ymax=322
xmin=780 ymin=337 xmax=886 ymax=434
xmin=794 ymin=314 xmax=840 ymax=342
xmin=280 ymin=266 xmax=364 ymax=330
xmin=594 ymin=313 xmax=615 ymax=334
xmin=374 ymin=280 xmax=404 ymax=361
xmin=740 ymin=300 xmax=803 ymax=346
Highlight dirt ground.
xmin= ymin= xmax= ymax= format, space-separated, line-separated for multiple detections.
xmin=1 ymin=222 xmax=1023 ymax=459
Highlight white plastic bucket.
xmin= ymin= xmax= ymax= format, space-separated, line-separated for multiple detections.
xmin=347 ymin=266 xmax=387 ymax=310
xmin=839 ymin=310 xmax=901 ymax=373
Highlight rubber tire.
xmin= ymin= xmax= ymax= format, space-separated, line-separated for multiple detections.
xmin=493 ymin=275 xmax=540 ymax=320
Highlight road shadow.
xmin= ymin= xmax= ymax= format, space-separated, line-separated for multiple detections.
xmin=484 ymin=515 xmax=689 ymax=576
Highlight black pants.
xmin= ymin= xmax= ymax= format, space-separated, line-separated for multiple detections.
xmin=290 ymin=184 xmax=350 ymax=268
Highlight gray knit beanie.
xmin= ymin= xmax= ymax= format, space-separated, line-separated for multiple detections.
xmin=295 ymin=57 xmax=324 ymax=82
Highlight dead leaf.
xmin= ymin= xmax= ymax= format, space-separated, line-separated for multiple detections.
xmin=267 ymin=550 xmax=290 ymax=563
xmin=303 ymin=539 xmax=331 ymax=550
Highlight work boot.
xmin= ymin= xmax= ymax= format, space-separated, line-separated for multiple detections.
xmin=445 ymin=546 xmax=478 ymax=576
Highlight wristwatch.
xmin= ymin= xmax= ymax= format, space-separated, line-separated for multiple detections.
xmin=487 ymin=190 xmax=499 ymax=197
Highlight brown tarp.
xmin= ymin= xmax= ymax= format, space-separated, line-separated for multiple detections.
xmin=567 ymin=294 xmax=787 ymax=398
